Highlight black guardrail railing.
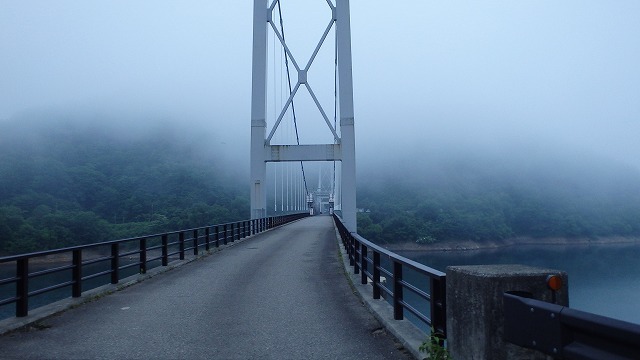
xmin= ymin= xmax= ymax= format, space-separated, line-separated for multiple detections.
xmin=332 ymin=214 xmax=447 ymax=339
xmin=0 ymin=213 xmax=309 ymax=318
xmin=504 ymin=292 xmax=640 ymax=359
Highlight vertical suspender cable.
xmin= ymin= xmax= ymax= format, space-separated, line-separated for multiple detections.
xmin=272 ymin=28 xmax=278 ymax=213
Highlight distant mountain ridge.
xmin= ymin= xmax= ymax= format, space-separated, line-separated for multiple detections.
xmin=4 ymin=113 xmax=640 ymax=253
xmin=357 ymin=146 xmax=640 ymax=245
xmin=0 ymin=115 xmax=248 ymax=254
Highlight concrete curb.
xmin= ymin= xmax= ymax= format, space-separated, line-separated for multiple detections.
xmin=334 ymin=225 xmax=428 ymax=360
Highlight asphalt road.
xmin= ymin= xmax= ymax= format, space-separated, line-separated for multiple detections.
xmin=0 ymin=216 xmax=411 ymax=360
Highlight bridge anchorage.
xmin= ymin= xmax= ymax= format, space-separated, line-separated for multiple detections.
xmin=250 ymin=0 xmax=357 ymax=231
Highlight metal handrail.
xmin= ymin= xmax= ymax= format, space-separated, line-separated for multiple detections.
xmin=0 ymin=213 xmax=309 ymax=318
xmin=332 ymin=214 xmax=447 ymax=338
xmin=504 ymin=292 xmax=640 ymax=359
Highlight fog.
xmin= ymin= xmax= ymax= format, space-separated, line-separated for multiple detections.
xmin=2 ymin=1 xmax=640 ymax=182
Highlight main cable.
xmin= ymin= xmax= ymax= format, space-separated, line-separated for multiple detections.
xmin=276 ymin=0 xmax=309 ymax=197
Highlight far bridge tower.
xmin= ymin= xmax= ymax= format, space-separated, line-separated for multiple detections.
xmin=250 ymin=0 xmax=357 ymax=231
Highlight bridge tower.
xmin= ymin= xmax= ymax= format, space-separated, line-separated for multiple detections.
xmin=250 ymin=0 xmax=357 ymax=231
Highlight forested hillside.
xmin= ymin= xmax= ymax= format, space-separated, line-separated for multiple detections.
xmin=357 ymin=152 xmax=640 ymax=245
xmin=4 ymin=114 xmax=640 ymax=254
xmin=0 ymin=115 xmax=248 ymax=255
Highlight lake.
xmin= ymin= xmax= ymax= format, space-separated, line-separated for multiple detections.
xmin=398 ymin=242 xmax=640 ymax=324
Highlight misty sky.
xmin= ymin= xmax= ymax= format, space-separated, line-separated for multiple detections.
xmin=2 ymin=1 xmax=640 ymax=171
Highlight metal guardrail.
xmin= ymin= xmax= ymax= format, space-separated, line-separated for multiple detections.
xmin=504 ymin=292 xmax=640 ymax=359
xmin=332 ymin=214 xmax=447 ymax=338
xmin=0 ymin=213 xmax=309 ymax=318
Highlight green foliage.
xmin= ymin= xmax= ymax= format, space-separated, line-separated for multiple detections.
xmin=0 ymin=117 xmax=248 ymax=255
xmin=419 ymin=329 xmax=451 ymax=360
xmin=357 ymin=158 xmax=640 ymax=244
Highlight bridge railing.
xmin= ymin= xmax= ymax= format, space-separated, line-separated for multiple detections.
xmin=504 ymin=292 xmax=640 ymax=359
xmin=332 ymin=214 xmax=447 ymax=339
xmin=0 ymin=213 xmax=308 ymax=318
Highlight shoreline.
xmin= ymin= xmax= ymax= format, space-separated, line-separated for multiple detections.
xmin=383 ymin=236 xmax=640 ymax=252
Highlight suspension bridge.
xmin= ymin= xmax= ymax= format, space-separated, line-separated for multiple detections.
xmin=249 ymin=0 xmax=354 ymax=230
xmin=0 ymin=1 xmax=401 ymax=358
xmin=2 ymin=1 xmax=640 ymax=359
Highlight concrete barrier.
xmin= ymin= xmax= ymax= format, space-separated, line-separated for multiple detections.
xmin=446 ymin=264 xmax=568 ymax=360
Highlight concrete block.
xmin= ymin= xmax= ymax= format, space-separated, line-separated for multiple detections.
xmin=446 ymin=264 xmax=568 ymax=360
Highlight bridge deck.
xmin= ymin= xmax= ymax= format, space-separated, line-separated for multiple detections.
xmin=0 ymin=216 xmax=410 ymax=359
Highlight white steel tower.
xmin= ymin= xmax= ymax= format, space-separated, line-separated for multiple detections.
xmin=250 ymin=0 xmax=357 ymax=232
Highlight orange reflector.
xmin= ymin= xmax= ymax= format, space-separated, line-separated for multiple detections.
xmin=547 ymin=275 xmax=562 ymax=291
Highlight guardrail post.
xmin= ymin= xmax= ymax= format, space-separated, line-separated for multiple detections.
xmin=205 ymin=227 xmax=210 ymax=251
xmin=161 ymin=234 xmax=168 ymax=266
xmin=179 ymin=232 xmax=185 ymax=260
xmin=16 ymin=258 xmax=29 ymax=317
xmin=72 ymin=249 xmax=82 ymax=297
xmin=430 ymin=277 xmax=447 ymax=337
xmin=193 ymin=229 xmax=199 ymax=256
xmin=223 ymin=224 xmax=228 ymax=245
xmin=214 ymin=225 xmax=220 ymax=247
xmin=139 ymin=237 xmax=147 ymax=274
xmin=393 ymin=261 xmax=403 ymax=320
xmin=232 ymin=223 xmax=236 ymax=242
xmin=360 ymin=243 xmax=368 ymax=285
xmin=373 ymin=251 xmax=381 ymax=299
xmin=111 ymin=243 xmax=120 ymax=284
xmin=337 ymin=221 xmax=345 ymax=249
xmin=348 ymin=234 xmax=355 ymax=266
xmin=353 ymin=238 xmax=360 ymax=275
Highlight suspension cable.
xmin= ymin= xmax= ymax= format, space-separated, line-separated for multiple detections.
xmin=276 ymin=0 xmax=309 ymax=197
xmin=273 ymin=26 xmax=278 ymax=212
xmin=332 ymin=24 xmax=338 ymax=198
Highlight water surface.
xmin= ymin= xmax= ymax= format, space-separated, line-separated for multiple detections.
xmin=399 ymin=242 xmax=640 ymax=324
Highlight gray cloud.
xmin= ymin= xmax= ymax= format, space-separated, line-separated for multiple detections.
xmin=2 ymin=1 xmax=639 ymax=173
